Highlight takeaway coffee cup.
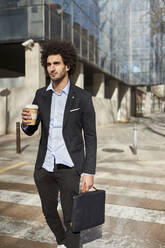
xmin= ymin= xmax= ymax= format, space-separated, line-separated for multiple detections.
xmin=25 ymin=104 xmax=38 ymax=125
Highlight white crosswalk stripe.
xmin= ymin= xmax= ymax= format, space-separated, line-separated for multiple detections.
xmin=0 ymin=189 xmax=41 ymax=207
xmin=97 ymin=162 xmax=165 ymax=174
xmin=0 ymin=174 xmax=35 ymax=184
xmin=95 ymin=171 xmax=165 ymax=185
xmin=95 ymin=184 xmax=165 ymax=201
xmin=20 ymin=162 xmax=165 ymax=172
xmin=105 ymin=204 xmax=165 ymax=224
xmin=0 ymin=215 xmax=55 ymax=244
xmin=83 ymin=233 xmax=165 ymax=248
xmin=20 ymin=162 xmax=165 ymax=177
xmin=1 ymin=189 xmax=165 ymax=225
xmin=1 ymin=169 xmax=165 ymax=186
xmin=0 ymin=190 xmax=165 ymax=224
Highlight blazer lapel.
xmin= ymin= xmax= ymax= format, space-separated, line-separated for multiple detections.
xmin=42 ymin=89 xmax=52 ymax=129
xmin=63 ymin=83 xmax=76 ymax=128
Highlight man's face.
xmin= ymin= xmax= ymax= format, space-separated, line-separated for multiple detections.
xmin=47 ymin=54 xmax=70 ymax=83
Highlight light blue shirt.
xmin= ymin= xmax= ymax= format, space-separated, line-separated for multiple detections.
xmin=42 ymin=81 xmax=74 ymax=172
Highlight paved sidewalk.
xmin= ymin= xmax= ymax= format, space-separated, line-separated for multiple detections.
xmin=97 ymin=113 xmax=165 ymax=163
xmin=1 ymin=112 xmax=165 ymax=163
xmin=0 ymin=112 xmax=165 ymax=248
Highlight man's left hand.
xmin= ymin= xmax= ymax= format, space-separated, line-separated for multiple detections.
xmin=81 ymin=174 xmax=94 ymax=192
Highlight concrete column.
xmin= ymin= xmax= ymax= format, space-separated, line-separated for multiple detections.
xmin=0 ymin=96 xmax=6 ymax=135
xmin=117 ymin=84 xmax=131 ymax=121
xmin=162 ymin=101 xmax=165 ymax=113
xmin=75 ymin=62 xmax=84 ymax=89
xmin=93 ymin=73 xmax=105 ymax=98
xmin=25 ymin=42 xmax=45 ymax=89
xmin=110 ymin=79 xmax=118 ymax=121
xmin=127 ymin=87 xmax=131 ymax=119
xmin=130 ymin=87 xmax=137 ymax=117
xmin=144 ymin=92 xmax=152 ymax=115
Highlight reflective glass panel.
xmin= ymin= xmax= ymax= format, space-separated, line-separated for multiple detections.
xmin=81 ymin=10 xmax=88 ymax=58
xmin=81 ymin=0 xmax=89 ymax=13
xmin=0 ymin=0 xmax=44 ymax=9
xmin=73 ymin=2 xmax=81 ymax=53
xmin=0 ymin=7 xmax=28 ymax=41
xmin=89 ymin=20 xmax=95 ymax=62
xmin=63 ymin=0 xmax=72 ymax=41
xmin=50 ymin=2 xmax=62 ymax=39
xmin=89 ymin=0 xmax=95 ymax=22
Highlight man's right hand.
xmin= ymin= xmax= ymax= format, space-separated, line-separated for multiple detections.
xmin=21 ymin=108 xmax=32 ymax=126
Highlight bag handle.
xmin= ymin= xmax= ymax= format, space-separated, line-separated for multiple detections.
xmin=82 ymin=186 xmax=97 ymax=193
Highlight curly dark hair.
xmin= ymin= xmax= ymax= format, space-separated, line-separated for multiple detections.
xmin=41 ymin=40 xmax=77 ymax=77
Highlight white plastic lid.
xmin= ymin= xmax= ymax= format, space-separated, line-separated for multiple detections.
xmin=25 ymin=104 xmax=38 ymax=109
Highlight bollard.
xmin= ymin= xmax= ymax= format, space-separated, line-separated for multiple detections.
xmin=16 ymin=122 xmax=21 ymax=153
xmin=133 ymin=124 xmax=137 ymax=154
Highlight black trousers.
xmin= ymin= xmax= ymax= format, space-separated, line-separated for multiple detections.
xmin=34 ymin=166 xmax=80 ymax=248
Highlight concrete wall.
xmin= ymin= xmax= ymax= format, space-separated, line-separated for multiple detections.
xmin=0 ymin=42 xmax=45 ymax=135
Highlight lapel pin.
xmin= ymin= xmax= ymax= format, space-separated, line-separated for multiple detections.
xmin=72 ymin=96 xmax=75 ymax=99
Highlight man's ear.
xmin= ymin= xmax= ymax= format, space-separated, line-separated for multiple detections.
xmin=66 ymin=65 xmax=70 ymax=72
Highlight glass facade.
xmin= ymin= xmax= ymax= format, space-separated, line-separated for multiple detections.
xmin=131 ymin=0 xmax=152 ymax=85
xmin=150 ymin=0 xmax=165 ymax=86
xmin=0 ymin=0 xmax=101 ymax=70
xmin=0 ymin=0 xmax=164 ymax=86
xmin=109 ymin=0 xmax=165 ymax=86
xmin=109 ymin=0 xmax=130 ymax=83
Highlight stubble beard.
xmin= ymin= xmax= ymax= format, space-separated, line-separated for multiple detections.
xmin=50 ymin=70 xmax=67 ymax=85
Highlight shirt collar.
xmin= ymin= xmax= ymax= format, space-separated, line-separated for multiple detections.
xmin=46 ymin=80 xmax=70 ymax=95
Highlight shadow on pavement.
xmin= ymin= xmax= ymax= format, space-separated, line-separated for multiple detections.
xmin=81 ymin=225 xmax=102 ymax=246
xmin=145 ymin=126 xmax=165 ymax=138
xmin=21 ymin=144 xmax=30 ymax=153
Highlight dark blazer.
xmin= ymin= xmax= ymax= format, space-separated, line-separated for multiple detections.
xmin=22 ymin=83 xmax=97 ymax=174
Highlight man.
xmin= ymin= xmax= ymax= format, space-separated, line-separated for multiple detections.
xmin=21 ymin=40 xmax=97 ymax=248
